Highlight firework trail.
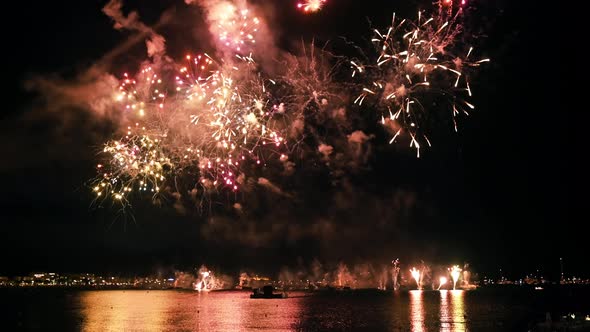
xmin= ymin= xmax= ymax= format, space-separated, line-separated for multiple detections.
xmin=351 ymin=0 xmax=489 ymax=157
xmin=391 ymin=258 xmax=401 ymax=290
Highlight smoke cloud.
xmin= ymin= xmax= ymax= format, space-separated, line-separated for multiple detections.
xmin=102 ymin=0 xmax=166 ymax=57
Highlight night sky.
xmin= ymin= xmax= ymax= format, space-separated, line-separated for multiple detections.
xmin=1 ymin=0 xmax=570 ymax=279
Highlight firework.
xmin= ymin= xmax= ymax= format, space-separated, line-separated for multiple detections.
xmin=177 ymin=54 xmax=287 ymax=191
xmin=91 ymin=0 xmax=488 ymax=212
xmin=175 ymin=54 xmax=219 ymax=103
xmin=281 ymin=41 xmax=343 ymax=113
xmin=90 ymin=61 xmax=177 ymax=206
xmin=92 ymin=125 xmax=172 ymax=205
xmin=115 ymin=66 xmax=168 ymax=121
xmin=214 ymin=3 xmax=259 ymax=53
xmin=391 ymin=259 xmax=401 ymax=290
xmin=438 ymin=276 xmax=448 ymax=290
xmin=297 ymin=0 xmax=327 ymax=13
xmin=351 ymin=1 xmax=488 ymax=156
xmin=194 ymin=266 xmax=225 ymax=291
xmin=94 ymin=53 xmax=290 ymax=208
xmin=410 ymin=267 xmax=421 ymax=289
xmin=449 ymin=265 xmax=462 ymax=290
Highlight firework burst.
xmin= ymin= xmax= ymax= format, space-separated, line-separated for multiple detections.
xmin=281 ymin=41 xmax=343 ymax=113
xmin=91 ymin=0 xmax=488 ymax=212
xmin=351 ymin=1 xmax=488 ymax=157
xmin=175 ymin=54 xmax=219 ymax=104
xmin=297 ymin=0 xmax=327 ymax=13
xmin=92 ymin=125 xmax=172 ymax=205
xmin=116 ymin=67 xmax=167 ymax=119
xmin=214 ymin=3 xmax=260 ymax=54
xmin=93 ymin=54 xmax=290 ymax=208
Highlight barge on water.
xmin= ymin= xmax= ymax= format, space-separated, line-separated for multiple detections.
xmin=250 ymin=285 xmax=287 ymax=299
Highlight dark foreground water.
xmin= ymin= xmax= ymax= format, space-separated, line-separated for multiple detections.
xmin=2 ymin=287 xmax=589 ymax=331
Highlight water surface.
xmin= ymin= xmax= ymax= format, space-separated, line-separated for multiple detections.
xmin=2 ymin=287 xmax=588 ymax=331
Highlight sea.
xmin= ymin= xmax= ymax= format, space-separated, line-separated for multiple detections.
xmin=1 ymin=286 xmax=589 ymax=331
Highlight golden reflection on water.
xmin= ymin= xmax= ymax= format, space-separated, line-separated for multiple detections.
xmin=193 ymin=291 xmax=245 ymax=331
xmin=79 ymin=290 xmax=303 ymax=332
xmin=440 ymin=290 xmax=451 ymax=331
xmin=79 ymin=289 xmax=467 ymax=331
xmin=80 ymin=290 xmax=173 ymax=332
xmin=410 ymin=290 xmax=467 ymax=332
xmin=440 ymin=290 xmax=466 ymax=332
xmin=450 ymin=290 xmax=466 ymax=332
xmin=409 ymin=290 xmax=425 ymax=332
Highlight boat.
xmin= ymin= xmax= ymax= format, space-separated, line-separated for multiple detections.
xmin=250 ymin=285 xmax=287 ymax=299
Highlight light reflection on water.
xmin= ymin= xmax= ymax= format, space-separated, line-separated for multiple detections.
xmin=79 ymin=290 xmax=469 ymax=331
xmin=450 ymin=290 xmax=466 ymax=332
xmin=409 ymin=290 xmax=425 ymax=332
xmin=4 ymin=286 xmax=585 ymax=331
xmin=439 ymin=290 xmax=466 ymax=332
xmin=81 ymin=290 xmax=173 ymax=331
xmin=440 ymin=290 xmax=451 ymax=331
xmin=80 ymin=290 xmax=304 ymax=332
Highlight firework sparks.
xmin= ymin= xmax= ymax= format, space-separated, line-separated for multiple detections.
xmin=438 ymin=276 xmax=448 ymax=290
xmin=297 ymin=0 xmax=327 ymax=13
xmin=351 ymin=1 xmax=488 ymax=156
xmin=410 ymin=267 xmax=421 ymax=289
xmin=178 ymin=55 xmax=287 ymax=191
xmin=449 ymin=265 xmax=462 ymax=290
xmin=91 ymin=61 xmax=176 ymax=206
xmin=214 ymin=3 xmax=259 ymax=53
xmin=92 ymin=125 xmax=172 ymax=205
xmin=176 ymin=54 xmax=218 ymax=103
xmin=391 ymin=259 xmax=401 ymax=290
xmin=117 ymin=67 xmax=166 ymax=118
xmin=91 ymin=0 xmax=487 ymax=212
xmin=280 ymin=41 xmax=343 ymax=116
xmin=194 ymin=266 xmax=224 ymax=291
xmin=94 ymin=54 xmax=290 ymax=207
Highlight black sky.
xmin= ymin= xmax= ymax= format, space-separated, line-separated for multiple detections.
xmin=1 ymin=0 xmax=570 ymax=279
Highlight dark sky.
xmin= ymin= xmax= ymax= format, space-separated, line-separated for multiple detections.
xmin=1 ymin=0 xmax=570 ymax=279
